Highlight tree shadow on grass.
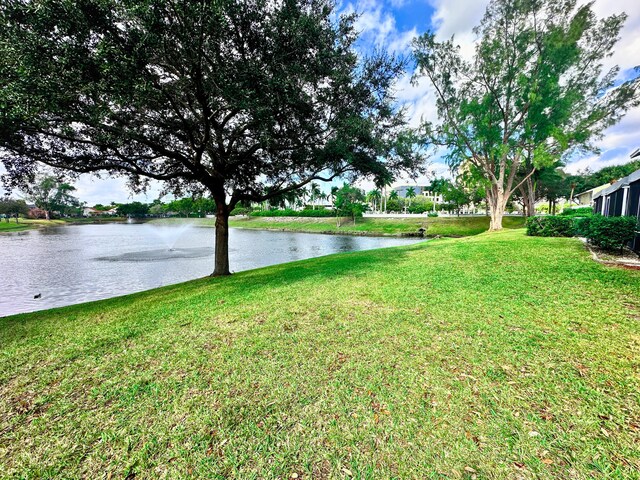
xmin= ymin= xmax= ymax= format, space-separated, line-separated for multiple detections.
xmin=197 ymin=241 xmax=425 ymax=299
xmin=0 ymin=241 xmax=428 ymax=341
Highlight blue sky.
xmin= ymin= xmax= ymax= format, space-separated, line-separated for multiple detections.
xmin=62 ymin=0 xmax=640 ymax=203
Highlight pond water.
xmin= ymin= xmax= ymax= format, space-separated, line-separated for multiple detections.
xmin=0 ymin=223 xmax=424 ymax=317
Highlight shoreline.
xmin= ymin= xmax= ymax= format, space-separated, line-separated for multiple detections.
xmin=1 ymin=215 xmax=526 ymax=240
xmin=3 ymin=231 xmax=639 ymax=477
xmin=0 ymin=217 xmax=129 ymax=233
xmin=226 ymin=224 xmax=434 ymax=238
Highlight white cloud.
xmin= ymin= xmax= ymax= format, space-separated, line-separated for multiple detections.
xmin=72 ymin=175 xmax=166 ymax=206
xmin=590 ymin=0 xmax=640 ymax=75
xmin=564 ymin=0 xmax=640 ymax=173
xmin=428 ymin=0 xmax=486 ymax=59
xmin=394 ymin=72 xmax=439 ymax=127
xmin=341 ymin=0 xmax=422 ymax=54
xmin=416 ymin=0 xmax=640 ymax=176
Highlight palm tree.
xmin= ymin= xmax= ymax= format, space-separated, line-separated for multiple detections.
xmin=367 ymin=190 xmax=381 ymax=212
xmin=330 ymin=186 xmax=340 ymax=226
xmin=376 ymin=177 xmax=392 ymax=214
xmin=406 ymin=187 xmax=417 ymax=213
xmin=319 ymin=191 xmax=328 ymax=207
xmin=309 ymin=182 xmax=322 ymax=209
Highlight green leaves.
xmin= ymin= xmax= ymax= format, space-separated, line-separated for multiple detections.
xmin=0 ymin=0 xmax=424 ymax=202
xmin=413 ymin=0 xmax=639 ymax=227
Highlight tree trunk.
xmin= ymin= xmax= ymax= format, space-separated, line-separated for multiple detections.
xmin=518 ymin=177 xmax=536 ymax=217
xmin=487 ymin=187 xmax=506 ymax=231
xmin=212 ymin=203 xmax=231 ymax=276
xmin=45 ymin=210 xmax=50 ymax=221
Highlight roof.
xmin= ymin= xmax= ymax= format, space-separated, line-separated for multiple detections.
xmin=574 ymin=183 xmax=609 ymax=198
xmin=592 ymin=167 xmax=640 ymax=200
xmin=631 ymin=148 xmax=640 ymax=159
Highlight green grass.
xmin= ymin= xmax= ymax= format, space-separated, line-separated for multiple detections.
xmin=1 ymin=230 xmax=639 ymax=478
xmin=0 ymin=221 xmax=31 ymax=232
xmin=0 ymin=217 xmax=127 ymax=233
xmin=229 ymin=215 xmax=525 ymax=236
xmin=153 ymin=215 xmax=526 ymax=237
xmin=0 ymin=219 xmax=67 ymax=232
xmin=58 ymin=216 xmax=127 ymax=224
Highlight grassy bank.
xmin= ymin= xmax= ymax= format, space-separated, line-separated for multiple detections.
xmin=0 ymin=217 xmax=127 ymax=233
xmin=2 ymin=230 xmax=639 ymax=478
xmin=152 ymin=215 xmax=526 ymax=237
xmin=0 ymin=221 xmax=31 ymax=232
xmin=0 ymin=219 xmax=66 ymax=232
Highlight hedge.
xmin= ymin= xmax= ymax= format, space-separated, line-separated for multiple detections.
xmin=583 ymin=215 xmax=638 ymax=252
xmin=250 ymin=208 xmax=335 ymax=217
xmin=525 ymin=216 xmax=575 ymax=237
xmin=559 ymin=207 xmax=593 ymax=217
xmin=527 ymin=214 xmax=639 ymax=252
xmin=230 ymin=207 xmax=252 ymax=216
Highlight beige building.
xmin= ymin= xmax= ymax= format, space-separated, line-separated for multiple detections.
xmin=573 ymin=183 xmax=610 ymax=206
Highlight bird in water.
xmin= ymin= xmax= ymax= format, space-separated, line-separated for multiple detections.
xmin=33 ymin=293 xmax=41 ymax=299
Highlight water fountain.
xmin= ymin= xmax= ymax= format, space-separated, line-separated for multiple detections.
xmin=97 ymin=221 xmax=214 ymax=262
xmin=143 ymin=221 xmax=195 ymax=251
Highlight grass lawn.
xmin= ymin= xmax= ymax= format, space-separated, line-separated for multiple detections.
xmin=155 ymin=215 xmax=526 ymax=237
xmin=1 ymin=230 xmax=639 ymax=478
xmin=0 ymin=218 xmax=127 ymax=234
xmin=0 ymin=222 xmax=31 ymax=232
xmin=0 ymin=219 xmax=67 ymax=232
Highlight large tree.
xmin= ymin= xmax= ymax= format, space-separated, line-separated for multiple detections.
xmin=0 ymin=0 xmax=424 ymax=275
xmin=0 ymin=197 xmax=29 ymax=222
xmin=333 ymin=183 xmax=366 ymax=225
xmin=413 ymin=0 xmax=639 ymax=230
xmin=28 ymin=175 xmax=79 ymax=220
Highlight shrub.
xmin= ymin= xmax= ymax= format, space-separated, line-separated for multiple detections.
xmin=583 ymin=215 xmax=638 ymax=251
xmin=408 ymin=204 xmax=429 ymax=214
xmin=526 ymin=216 xmax=575 ymax=237
xmin=573 ymin=216 xmax=591 ymax=237
xmin=427 ymin=212 xmax=438 ymax=218
xmin=230 ymin=207 xmax=252 ymax=216
xmin=250 ymin=208 xmax=335 ymax=217
xmin=559 ymin=207 xmax=593 ymax=217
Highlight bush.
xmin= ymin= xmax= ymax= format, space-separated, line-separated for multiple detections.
xmin=573 ymin=216 xmax=591 ymax=237
xmin=408 ymin=204 xmax=429 ymax=214
xmin=526 ymin=216 xmax=575 ymax=237
xmin=583 ymin=215 xmax=638 ymax=251
xmin=250 ymin=208 xmax=335 ymax=217
xmin=230 ymin=207 xmax=252 ymax=216
xmin=559 ymin=207 xmax=593 ymax=217
xmin=427 ymin=212 xmax=438 ymax=218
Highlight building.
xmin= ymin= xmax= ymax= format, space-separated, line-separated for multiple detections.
xmin=592 ymin=166 xmax=640 ymax=252
xmin=573 ymin=183 xmax=609 ymax=206
xmin=393 ymin=185 xmax=444 ymax=204
xmin=82 ymin=207 xmax=100 ymax=217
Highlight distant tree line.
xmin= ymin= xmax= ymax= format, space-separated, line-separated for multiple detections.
xmin=0 ymin=198 xmax=28 ymax=222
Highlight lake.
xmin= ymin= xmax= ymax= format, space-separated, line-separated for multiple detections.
xmin=0 ymin=223 xmax=424 ymax=316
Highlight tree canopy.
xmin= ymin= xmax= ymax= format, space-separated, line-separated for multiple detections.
xmin=0 ymin=197 xmax=29 ymax=222
xmin=413 ymin=0 xmax=639 ymax=230
xmin=0 ymin=0 xmax=425 ymax=275
xmin=28 ymin=175 xmax=79 ymax=219
xmin=333 ymin=184 xmax=366 ymax=224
